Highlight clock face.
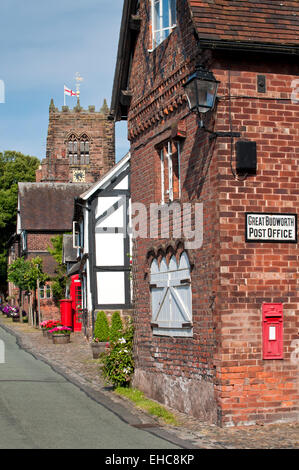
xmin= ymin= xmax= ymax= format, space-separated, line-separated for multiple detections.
xmin=73 ymin=169 xmax=85 ymax=182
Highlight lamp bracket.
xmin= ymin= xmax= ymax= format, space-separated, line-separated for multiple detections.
xmin=208 ymin=131 xmax=241 ymax=140
xmin=200 ymin=122 xmax=240 ymax=139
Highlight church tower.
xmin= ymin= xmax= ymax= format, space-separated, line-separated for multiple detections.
xmin=36 ymin=98 xmax=115 ymax=183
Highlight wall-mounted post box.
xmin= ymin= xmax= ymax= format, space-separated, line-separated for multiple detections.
xmin=262 ymin=303 xmax=283 ymax=359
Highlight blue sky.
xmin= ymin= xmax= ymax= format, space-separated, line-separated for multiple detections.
xmin=0 ymin=0 xmax=128 ymax=162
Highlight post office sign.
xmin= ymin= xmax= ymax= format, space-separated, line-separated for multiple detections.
xmin=245 ymin=212 xmax=297 ymax=243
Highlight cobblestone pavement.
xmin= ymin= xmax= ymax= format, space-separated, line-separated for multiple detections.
xmin=1 ymin=316 xmax=298 ymax=449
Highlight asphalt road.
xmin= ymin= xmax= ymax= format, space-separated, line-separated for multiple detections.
xmin=0 ymin=326 xmax=179 ymax=449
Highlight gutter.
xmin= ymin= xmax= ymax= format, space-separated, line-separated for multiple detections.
xmin=198 ymin=38 xmax=299 ymax=56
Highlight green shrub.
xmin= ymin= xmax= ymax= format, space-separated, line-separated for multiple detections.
xmin=109 ymin=311 xmax=123 ymax=343
xmin=94 ymin=311 xmax=109 ymax=342
xmin=102 ymin=317 xmax=134 ymax=387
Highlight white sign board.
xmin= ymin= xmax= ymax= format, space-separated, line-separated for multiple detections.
xmin=245 ymin=213 xmax=297 ymax=243
xmin=269 ymin=326 xmax=276 ymax=341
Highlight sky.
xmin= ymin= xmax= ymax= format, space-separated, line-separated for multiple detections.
xmin=0 ymin=0 xmax=129 ymax=163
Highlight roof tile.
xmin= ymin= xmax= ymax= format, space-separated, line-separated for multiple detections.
xmin=188 ymin=0 xmax=299 ymax=45
xmin=18 ymin=183 xmax=92 ymax=231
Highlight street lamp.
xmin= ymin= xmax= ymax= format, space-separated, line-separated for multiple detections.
xmin=183 ymin=65 xmax=219 ymax=114
xmin=183 ymin=65 xmax=240 ymax=139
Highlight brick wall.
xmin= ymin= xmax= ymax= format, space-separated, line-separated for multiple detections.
xmin=212 ymin=61 xmax=299 ymax=427
xmin=22 ymin=292 xmax=60 ymax=322
xmin=25 ymin=233 xmax=62 ymax=321
xmin=126 ymin=1 xmax=298 ymax=426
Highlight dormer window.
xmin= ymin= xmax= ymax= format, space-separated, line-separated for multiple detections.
xmin=152 ymin=0 xmax=176 ymax=49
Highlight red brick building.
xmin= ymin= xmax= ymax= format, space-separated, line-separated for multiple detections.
xmin=15 ymin=182 xmax=90 ymax=320
xmin=111 ymin=0 xmax=299 ymax=426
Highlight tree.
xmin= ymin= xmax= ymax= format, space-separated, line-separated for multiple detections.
xmin=0 ymin=151 xmax=40 ymax=292
xmin=109 ymin=311 xmax=123 ymax=343
xmin=7 ymin=256 xmax=48 ymax=325
xmin=94 ymin=311 xmax=110 ymax=342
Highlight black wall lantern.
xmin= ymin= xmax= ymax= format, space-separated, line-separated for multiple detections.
xmin=183 ymin=66 xmax=219 ymax=114
xmin=183 ymin=65 xmax=240 ymax=139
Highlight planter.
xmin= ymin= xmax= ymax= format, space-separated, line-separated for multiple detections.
xmin=52 ymin=334 xmax=71 ymax=345
xmin=47 ymin=330 xmax=53 ymax=339
xmin=12 ymin=317 xmax=20 ymax=322
xmin=42 ymin=329 xmax=48 ymax=337
xmin=91 ymin=342 xmax=108 ymax=359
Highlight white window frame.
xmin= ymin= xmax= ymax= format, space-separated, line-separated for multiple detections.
xmin=151 ymin=0 xmax=177 ymax=50
xmin=73 ymin=221 xmax=81 ymax=249
xmin=39 ymin=285 xmax=45 ymax=299
xmin=46 ymin=284 xmax=51 ymax=299
xmin=160 ymin=141 xmax=181 ymax=204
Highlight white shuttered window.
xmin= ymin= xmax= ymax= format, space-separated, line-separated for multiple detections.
xmin=150 ymin=252 xmax=192 ymax=337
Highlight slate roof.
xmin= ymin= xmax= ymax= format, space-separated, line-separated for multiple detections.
xmin=188 ymin=0 xmax=299 ymax=46
xmin=18 ymin=183 xmax=91 ymax=231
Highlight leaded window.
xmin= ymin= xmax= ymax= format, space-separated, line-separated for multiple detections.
xmin=68 ymin=134 xmax=90 ymax=165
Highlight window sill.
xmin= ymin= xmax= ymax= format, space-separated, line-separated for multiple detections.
xmin=151 ymin=322 xmax=193 ymax=328
xmin=151 ymin=323 xmax=193 ymax=338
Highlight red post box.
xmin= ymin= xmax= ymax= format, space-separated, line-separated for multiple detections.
xmin=262 ymin=303 xmax=283 ymax=359
xmin=60 ymin=299 xmax=73 ymax=329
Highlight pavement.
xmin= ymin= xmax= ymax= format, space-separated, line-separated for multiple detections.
xmin=0 ymin=315 xmax=298 ymax=449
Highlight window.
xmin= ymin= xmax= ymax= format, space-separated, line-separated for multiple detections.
xmin=159 ymin=141 xmax=181 ymax=203
xmin=68 ymin=134 xmax=89 ymax=165
xmin=152 ymin=0 xmax=176 ymax=49
xmin=79 ymin=134 xmax=90 ymax=164
xmin=39 ymin=284 xmax=52 ymax=299
xmin=150 ymin=252 xmax=192 ymax=337
xmin=39 ymin=285 xmax=45 ymax=299
xmin=21 ymin=231 xmax=27 ymax=253
xmin=46 ymin=285 xmax=51 ymax=299
xmin=73 ymin=221 xmax=81 ymax=249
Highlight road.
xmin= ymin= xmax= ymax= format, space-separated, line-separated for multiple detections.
xmin=0 ymin=326 xmax=179 ymax=449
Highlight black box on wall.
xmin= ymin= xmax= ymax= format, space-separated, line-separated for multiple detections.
xmin=236 ymin=141 xmax=257 ymax=174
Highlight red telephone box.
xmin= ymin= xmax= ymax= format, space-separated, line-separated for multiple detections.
xmin=262 ymin=303 xmax=283 ymax=359
xmin=70 ymin=274 xmax=82 ymax=332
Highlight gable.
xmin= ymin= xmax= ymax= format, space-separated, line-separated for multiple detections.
xmin=111 ymin=0 xmax=299 ymax=121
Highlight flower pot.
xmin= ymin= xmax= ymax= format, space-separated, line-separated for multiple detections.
xmin=42 ymin=329 xmax=48 ymax=337
xmin=91 ymin=342 xmax=108 ymax=358
xmin=12 ymin=317 xmax=20 ymax=322
xmin=47 ymin=330 xmax=53 ymax=339
xmin=52 ymin=334 xmax=71 ymax=344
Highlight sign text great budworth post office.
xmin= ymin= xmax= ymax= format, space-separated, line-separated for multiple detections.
xmin=246 ymin=213 xmax=297 ymax=243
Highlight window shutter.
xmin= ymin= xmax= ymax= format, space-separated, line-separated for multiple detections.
xmin=150 ymin=253 xmax=192 ymax=336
